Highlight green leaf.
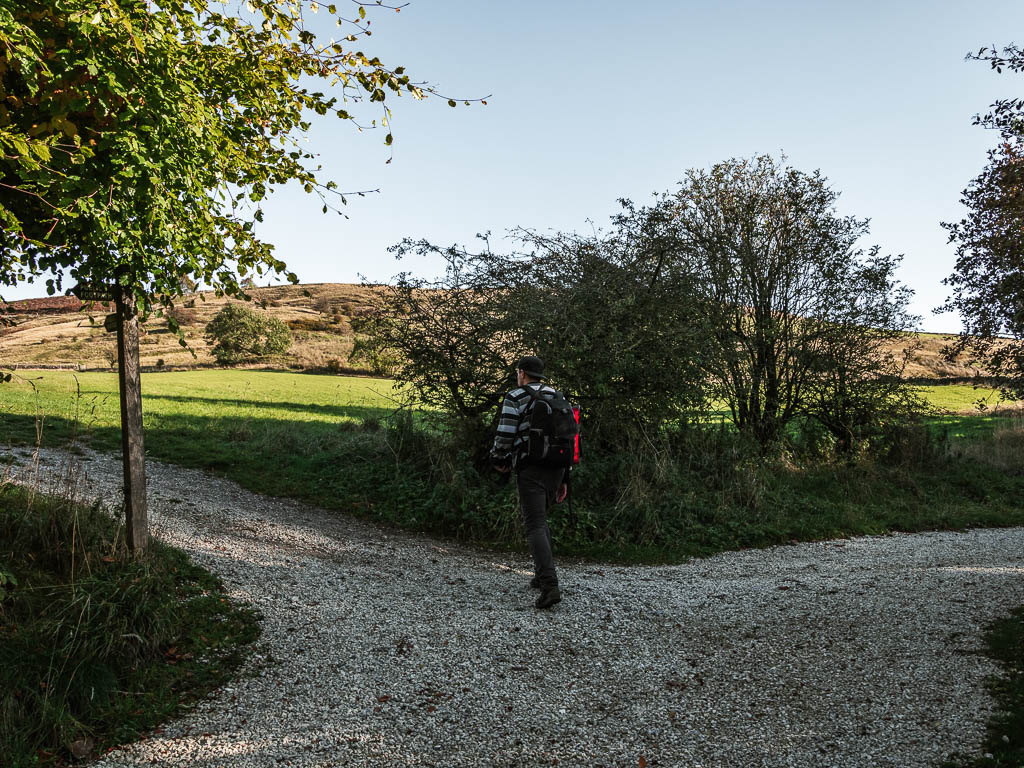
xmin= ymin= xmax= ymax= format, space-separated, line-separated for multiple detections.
xmin=30 ymin=142 xmax=51 ymax=162
xmin=10 ymin=136 xmax=29 ymax=157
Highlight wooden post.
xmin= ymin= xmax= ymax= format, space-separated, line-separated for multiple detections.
xmin=115 ymin=289 xmax=148 ymax=553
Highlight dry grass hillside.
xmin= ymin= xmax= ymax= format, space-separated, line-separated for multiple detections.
xmin=0 ymin=283 xmax=985 ymax=380
xmin=0 ymin=284 xmax=383 ymax=374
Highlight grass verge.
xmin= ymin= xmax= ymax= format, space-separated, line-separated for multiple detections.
xmin=0 ymin=481 xmax=261 ymax=767
xmin=943 ymin=606 xmax=1024 ymax=767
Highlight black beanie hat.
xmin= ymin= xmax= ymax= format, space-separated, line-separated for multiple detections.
xmin=516 ymin=355 xmax=545 ymax=380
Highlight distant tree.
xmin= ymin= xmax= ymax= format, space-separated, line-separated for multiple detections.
xmin=941 ymin=44 xmax=1024 ymax=398
xmin=647 ymin=155 xmax=922 ymax=450
xmin=206 ymin=304 xmax=291 ymax=364
xmin=165 ymin=305 xmax=198 ymax=329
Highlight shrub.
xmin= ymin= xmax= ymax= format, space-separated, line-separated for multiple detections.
xmin=205 ymin=304 xmax=291 ymax=364
xmin=165 ymin=306 xmax=198 ymax=328
xmin=354 ymin=228 xmax=714 ymax=456
xmin=287 ymin=317 xmax=332 ymax=333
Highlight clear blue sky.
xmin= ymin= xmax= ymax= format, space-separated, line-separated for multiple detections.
xmin=8 ymin=1 xmax=1022 ymax=332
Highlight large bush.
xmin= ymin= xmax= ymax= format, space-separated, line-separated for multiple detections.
xmin=205 ymin=304 xmax=291 ymax=365
xmin=352 ymin=156 xmax=932 ymax=540
xmin=352 ymin=225 xmax=715 ymax=456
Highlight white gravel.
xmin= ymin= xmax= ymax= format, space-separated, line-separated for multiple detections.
xmin=7 ymin=446 xmax=1024 ymax=768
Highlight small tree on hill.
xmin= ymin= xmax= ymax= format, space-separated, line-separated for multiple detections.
xmin=205 ymin=304 xmax=291 ymax=365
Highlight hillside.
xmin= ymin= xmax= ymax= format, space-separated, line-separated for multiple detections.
xmin=0 ymin=284 xmax=382 ymax=374
xmin=0 ymin=283 xmax=985 ymax=380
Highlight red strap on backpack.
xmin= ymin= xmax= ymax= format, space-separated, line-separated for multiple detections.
xmin=572 ymin=406 xmax=581 ymax=465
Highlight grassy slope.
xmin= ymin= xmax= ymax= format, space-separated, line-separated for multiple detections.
xmin=0 ymin=284 xmax=384 ymax=373
xmin=0 ymin=284 xmax=989 ymax=380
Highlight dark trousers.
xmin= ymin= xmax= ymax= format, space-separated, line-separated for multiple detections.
xmin=516 ymin=464 xmax=564 ymax=589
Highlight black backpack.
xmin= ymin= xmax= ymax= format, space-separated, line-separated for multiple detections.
xmin=519 ymin=384 xmax=580 ymax=469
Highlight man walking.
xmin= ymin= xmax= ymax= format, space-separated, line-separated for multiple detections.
xmin=492 ymin=356 xmax=568 ymax=610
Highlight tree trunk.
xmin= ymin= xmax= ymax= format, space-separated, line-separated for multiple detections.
xmin=116 ymin=290 xmax=148 ymax=553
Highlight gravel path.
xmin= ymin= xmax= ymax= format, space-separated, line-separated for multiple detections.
xmin=9 ymin=447 xmax=1024 ymax=768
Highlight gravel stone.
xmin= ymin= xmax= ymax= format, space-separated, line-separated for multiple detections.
xmin=8 ymin=447 xmax=1024 ymax=767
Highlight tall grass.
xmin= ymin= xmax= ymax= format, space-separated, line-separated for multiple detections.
xmin=0 ymin=467 xmax=260 ymax=766
xmin=949 ymin=416 xmax=1024 ymax=476
xmin=325 ymin=412 xmax=1024 ymax=563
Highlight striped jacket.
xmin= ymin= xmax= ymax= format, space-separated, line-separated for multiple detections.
xmin=491 ymin=382 xmax=557 ymax=463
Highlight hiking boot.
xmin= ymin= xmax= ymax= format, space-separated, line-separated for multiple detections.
xmin=535 ymin=586 xmax=562 ymax=609
xmin=530 ymin=575 xmax=541 ymax=590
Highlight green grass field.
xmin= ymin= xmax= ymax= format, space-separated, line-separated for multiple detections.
xmin=1 ymin=371 xmax=1013 ymax=451
xmin=1 ymin=369 xmax=395 ymax=434
xmin=2 ymin=370 xmax=1023 ymax=563
xmin=918 ymin=382 xmax=1013 ymax=412
xmin=1 ymin=370 xmax=404 ymax=502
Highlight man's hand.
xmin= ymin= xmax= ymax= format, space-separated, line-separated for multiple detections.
xmin=556 ymin=483 xmax=568 ymax=503
xmin=495 ymin=465 xmax=511 ymax=474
